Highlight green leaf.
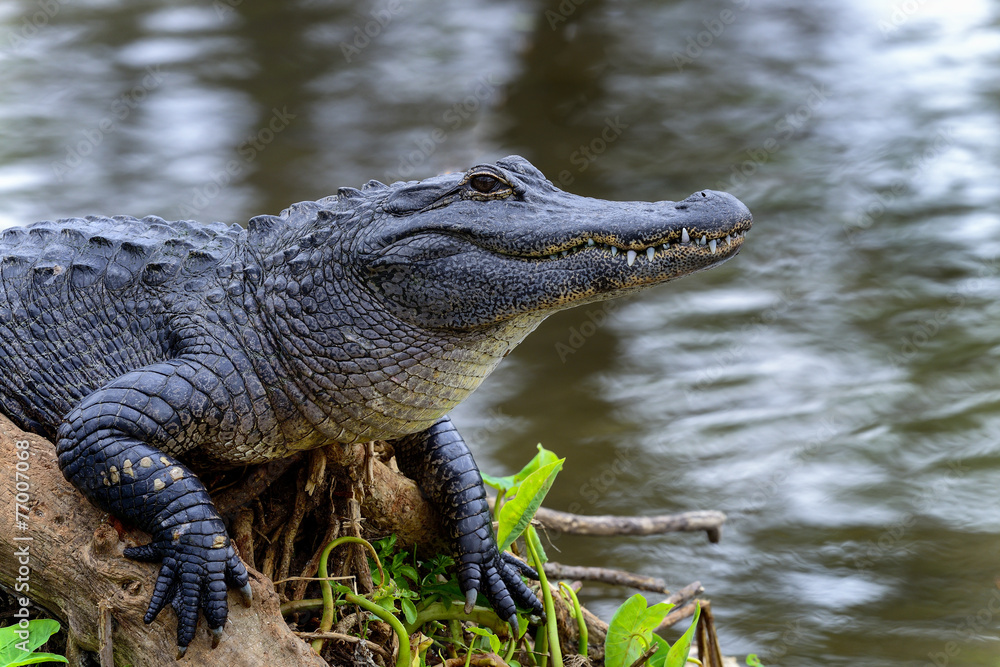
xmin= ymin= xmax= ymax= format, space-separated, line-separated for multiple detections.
xmin=495 ymin=458 xmax=564 ymax=553
xmin=374 ymin=595 xmax=397 ymax=614
xmin=647 ymin=635 xmax=671 ymax=667
xmin=0 ymin=620 xmax=67 ymax=666
xmin=8 ymin=653 xmax=69 ymax=666
xmin=467 ymin=626 xmax=501 ymax=654
xmin=604 ymin=594 xmax=675 ymax=667
xmin=480 ymin=470 xmax=516 ymax=492
xmin=746 ymin=654 xmax=764 ymax=666
xmin=482 ymin=445 xmax=560 ymax=493
xmin=397 ymin=564 xmax=419 ymax=585
xmin=400 ymin=597 xmax=418 ymax=626
xmin=512 ymin=445 xmax=559 ymax=484
xmin=525 ymin=523 xmax=549 ymax=566
xmin=663 ymin=603 xmax=700 ymax=667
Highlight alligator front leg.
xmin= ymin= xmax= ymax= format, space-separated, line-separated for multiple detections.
xmin=392 ymin=416 xmax=544 ymax=633
xmin=56 ymin=358 xmax=251 ymax=655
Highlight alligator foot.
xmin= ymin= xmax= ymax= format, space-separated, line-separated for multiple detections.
xmin=392 ymin=416 xmax=544 ymax=634
xmin=124 ymin=520 xmax=250 ymax=650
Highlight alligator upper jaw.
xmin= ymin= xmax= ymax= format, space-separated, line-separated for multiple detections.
xmin=524 ymin=225 xmax=749 ymax=265
xmin=461 ymin=188 xmax=752 ymax=263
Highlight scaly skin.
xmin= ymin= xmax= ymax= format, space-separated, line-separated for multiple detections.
xmin=0 ymin=156 xmax=751 ymax=651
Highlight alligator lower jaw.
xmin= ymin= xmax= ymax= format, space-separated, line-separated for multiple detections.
xmin=536 ymin=228 xmax=748 ymax=267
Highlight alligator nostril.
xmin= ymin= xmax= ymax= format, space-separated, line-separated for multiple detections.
xmin=701 ymin=192 xmax=707 ymax=197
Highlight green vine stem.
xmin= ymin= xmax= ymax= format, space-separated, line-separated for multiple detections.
xmin=525 ymin=526 xmax=563 ymax=667
xmin=312 ymin=536 xmax=386 ymax=654
xmin=558 ymin=582 xmax=588 ymax=656
xmin=337 ymin=586 xmax=411 ymax=667
xmin=403 ymin=601 xmax=505 ymax=635
xmin=535 ymin=624 xmax=547 ymax=667
xmin=503 ymin=628 xmax=518 ymax=664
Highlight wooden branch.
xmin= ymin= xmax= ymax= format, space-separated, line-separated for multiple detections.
xmin=0 ymin=414 xmax=325 ymax=666
xmin=543 ymin=562 xmax=669 ymax=593
xmin=532 ymin=506 xmax=725 ymax=543
xmin=695 ymin=600 xmax=725 ymax=667
xmin=658 ymin=600 xmax=699 ymax=630
xmin=664 ymin=581 xmax=704 ymax=607
xmin=628 ymin=641 xmax=660 ymax=667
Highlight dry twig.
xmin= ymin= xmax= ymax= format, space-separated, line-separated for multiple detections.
xmin=532 ymin=506 xmax=725 ymax=543
xmin=544 ymin=562 xmax=670 ymax=593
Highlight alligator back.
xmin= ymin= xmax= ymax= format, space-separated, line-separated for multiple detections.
xmin=0 ymin=215 xmax=245 ymax=438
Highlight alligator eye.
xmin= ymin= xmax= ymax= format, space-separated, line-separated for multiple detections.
xmin=470 ymin=174 xmax=500 ymax=193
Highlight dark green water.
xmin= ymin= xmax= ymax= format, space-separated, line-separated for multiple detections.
xmin=2 ymin=1 xmax=999 ymax=664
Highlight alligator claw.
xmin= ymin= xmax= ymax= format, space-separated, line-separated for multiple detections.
xmin=238 ymin=582 xmax=253 ymax=607
xmin=501 ymin=551 xmax=539 ymax=579
xmin=457 ymin=548 xmax=544 ymax=633
xmin=125 ymin=519 xmax=250 ymax=651
xmin=507 ymin=613 xmax=520 ymax=638
xmin=465 ymin=588 xmax=478 ymax=614
xmin=176 ymin=646 xmax=187 ymax=660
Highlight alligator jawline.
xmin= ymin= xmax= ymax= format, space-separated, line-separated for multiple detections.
xmin=525 ymin=228 xmax=748 ymax=265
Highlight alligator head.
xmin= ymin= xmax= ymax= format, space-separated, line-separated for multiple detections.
xmin=254 ymin=155 xmax=752 ymax=442
xmin=355 ymin=155 xmax=752 ymax=329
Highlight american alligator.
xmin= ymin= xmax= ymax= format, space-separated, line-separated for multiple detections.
xmin=0 ymin=156 xmax=751 ymax=653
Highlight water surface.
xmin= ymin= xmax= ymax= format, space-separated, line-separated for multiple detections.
xmin=2 ymin=1 xmax=999 ymax=664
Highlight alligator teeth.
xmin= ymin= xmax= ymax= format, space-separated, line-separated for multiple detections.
xmin=540 ymin=231 xmax=748 ymax=264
